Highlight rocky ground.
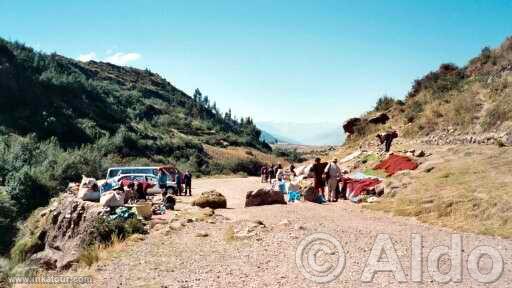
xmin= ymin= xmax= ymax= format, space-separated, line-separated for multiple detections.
xmin=73 ymin=177 xmax=512 ymax=288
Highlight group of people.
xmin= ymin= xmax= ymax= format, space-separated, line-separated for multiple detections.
xmin=260 ymin=163 xmax=297 ymax=183
xmin=310 ymin=157 xmax=345 ymax=202
xmin=157 ymin=167 xmax=193 ymax=197
xmin=258 ymin=158 xmax=345 ymax=203
xmin=116 ymin=180 xmax=149 ymax=203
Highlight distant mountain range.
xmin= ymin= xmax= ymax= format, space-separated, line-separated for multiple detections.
xmin=259 ymin=129 xmax=300 ymax=144
xmin=257 ymin=122 xmax=345 ymax=145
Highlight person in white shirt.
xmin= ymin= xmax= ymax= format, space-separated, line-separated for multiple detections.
xmin=324 ymin=158 xmax=342 ymax=202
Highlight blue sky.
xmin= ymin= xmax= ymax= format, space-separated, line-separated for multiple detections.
xmin=2 ymin=0 xmax=512 ymax=124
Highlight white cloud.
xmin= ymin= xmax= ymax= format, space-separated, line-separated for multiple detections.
xmin=77 ymin=52 xmax=97 ymax=62
xmin=104 ymin=52 xmax=141 ymax=66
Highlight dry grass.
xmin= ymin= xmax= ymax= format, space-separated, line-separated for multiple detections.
xmin=172 ymin=207 xmax=214 ymax=222
xmin=78 ymin=234 xmax=128 ymax=268
xmin=204 ymin=145 xmax=286 ymax=165
xmin=369 ymin=145 xmax=512 ymax=238
xmin=223 ymin=225 xmax=236 ymax=242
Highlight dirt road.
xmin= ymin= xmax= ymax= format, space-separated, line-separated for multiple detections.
xmin=87 ymin=177 xmax=512 ymax=288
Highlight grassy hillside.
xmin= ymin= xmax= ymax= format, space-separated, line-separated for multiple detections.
xmin=0 ymin=38 xmax=271 ymax=254
xmin=0 ymin=38 xmax=268 ymax=154
xmin=345 ymin=36 xmax=512 ymax=142
xmin=368 ymin=144 xmax=512 ymax=238
xmin=338 ymin=36 xmax=512 ymax=238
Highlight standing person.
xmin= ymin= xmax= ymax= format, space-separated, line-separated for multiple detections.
xmin=175 ymin=170 xmax=183 ymax=196
xmin=260 ymin=166 xmax=267 ymax=183
xmin=290 ymin=163 xmax=296 ymax=177
xmin=324 ymin=158 xmax=342 ymax=202
xmin=274 ymin=164 xmax=280 ymax=179
xmin=184 ymin=171 xmax=192 ymax=196
xmin=268 ymin=164 xmax=275 ymax=181
xmin=275 ymin=163 xmax=283 ymax=181
xmin=135 ymin=182 xmax=147 ymax=200
xmin=158 ymin=168 xmax=168 ymax=197
xmin=310 ymin=158 xmax=326 ymax=202
xmin=376 ymin=130 xmax=398 ymax=153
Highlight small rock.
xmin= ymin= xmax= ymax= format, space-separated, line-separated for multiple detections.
xmin=195 ymin=231 xmax=209 ymax=237
xmin=235 ymin=232 xmax=255 ymax=240
xmin=390 ymin=183 xmax=401 ymax=190
xmin=294 ymin=224 xmax=306 ymax=230
xmin=152 ymin=224 xmax=165 ymax=231
xmin=252 ymin=219 xmax=265 ymax=226
xmin=278 ymin=219 xmax=290 ymax=226
xmin=395 ymin=170 xmax=412 ymax=177
xmin=169 ymin=222 xmax=184 ymax=230
xmin=423 ymin=166 xmax=435 ymax=173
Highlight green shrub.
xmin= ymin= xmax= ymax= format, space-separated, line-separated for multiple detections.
xmin=87 ymin=217 xmax=145 ymax=247
xmin=5 ymin=168 xmax=49 ymax=218
xmin=208 ymin=158 xmax=264 ymax=176
xmin=479 ymin=47 xmax=492 ymax=64
xmin=0 ymin=37 xmax=274 ymax=255
xmin=404 ymin=100 xmax=424 ymax=123
xmin=0 ymin=192 xmax=17 ymax=254
xmin=272 ymin=148 xmax=306 ymax=163
xmin=374 ymin=95 xmax=396 ymax=112
xmin=125 ymin=218 xmax=145 ymax=235
xmin=482 ymin=91 xmax=512 ymax=129
xmin=78 ymin=246 xmax=99 ymax=267
xmin=9 ymin=234 xmax=43 ymax=265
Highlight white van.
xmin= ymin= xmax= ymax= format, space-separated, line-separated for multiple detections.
xmin=106 ymin=166 xmax=158 ymax=180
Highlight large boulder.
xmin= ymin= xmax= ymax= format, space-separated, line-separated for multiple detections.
xmin=26 ymin=194 xmax=105 ymax=270
xmin=343 ymin=117 xmax=362 ymax=135
xmin=192 ymin=190 xmax=227 ymax=209
xmin=368 ymin=113 xmax=390 ymax=125
xmin=245 ymin=189 xmax=286 ymax=207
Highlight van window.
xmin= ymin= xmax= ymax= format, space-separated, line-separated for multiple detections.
xmin=107 ymin=168 xmax=158 ymax=179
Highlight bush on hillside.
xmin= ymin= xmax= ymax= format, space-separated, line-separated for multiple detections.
xmin=407 ymin=63 xmax=464 ymax=99
xmin=272 ymin=148 xmax=306 ymax=163
xmin=374 ymin=95 xmax=397 ymax=112
xmin=207 ymin=158 xmax=264 ymax=176
xmin=5 ymin=168 xmax=50 ymax=219
xmin=0 ymin=191 xmax=17 ymax=253
xmin=403 ymin=100 xmax=424 ymax=123
xmin=482 ymin=91 xmax=512 ymax=129
xmin=86 ymin=217 xmax=145 ymax=246
xmin=0 ymin=37 xmax=272 ymax=255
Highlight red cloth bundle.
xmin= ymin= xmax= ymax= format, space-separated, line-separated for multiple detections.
xmin=374 ymin=154 xmax=418 ymax=176
xmin=342 ymin=178 xmax=382 ymax=198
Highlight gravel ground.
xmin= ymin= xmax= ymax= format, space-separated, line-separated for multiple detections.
xmin=86 ymin=177 xmax=512 ymax=288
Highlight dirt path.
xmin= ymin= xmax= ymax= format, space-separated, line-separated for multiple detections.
xmin=85 ymin=177 xmax=512 ymax=288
